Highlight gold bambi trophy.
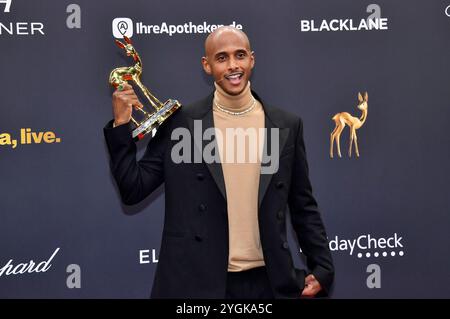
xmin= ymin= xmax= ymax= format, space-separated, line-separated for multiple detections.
xmin=109 ymin=36 xmax=181 ymax=141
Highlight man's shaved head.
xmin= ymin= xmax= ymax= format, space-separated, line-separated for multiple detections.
xmin=204 ymin=26 xmax=251 ymax=57
xmin=201 ymin=26 xmax=255 ymax=96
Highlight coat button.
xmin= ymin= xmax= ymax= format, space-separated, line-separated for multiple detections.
xmin=276 ymin=181 xmax=284 ymax=189
xmin=199 ymin=204 xmax=207 ymax=212
xmin=277 ymin=210 xmax=284 ymax=220
xmin=195 ymin=235 xmax=203 ymax=242
xmin=196 ymin=173 xmax=204 ymax=181
xmin=282 ymin=242 xmax=289 ymax=250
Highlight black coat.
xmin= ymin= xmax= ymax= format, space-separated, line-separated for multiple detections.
xmin=104 ymin=91 xmax=334 ymax=298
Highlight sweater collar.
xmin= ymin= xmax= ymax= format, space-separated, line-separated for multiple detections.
xmin=213 ymin=81 xmax=254 ymax=112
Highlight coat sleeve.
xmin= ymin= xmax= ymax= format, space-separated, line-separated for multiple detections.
xmin=103 ymin=120 xmax=170 ymax=205
xmin=287 ymin=117 xmax=335 ymax=296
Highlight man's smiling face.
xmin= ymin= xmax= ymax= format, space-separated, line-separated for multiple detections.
xmin=202 ymin=27 xmax=255 ymax=96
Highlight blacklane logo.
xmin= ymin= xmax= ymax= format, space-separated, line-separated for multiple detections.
xmin=446 ymin=5 xmax=450 ymax=17
xmin=0 ymin=0 xmax=11 ymax=12
xmin=112 ymin=18 xmax=243 ymax=38
xmin=300 ymin=4 xmax=388 ymax=32
xmin=113 ymin=17 xmax=133 ymax=38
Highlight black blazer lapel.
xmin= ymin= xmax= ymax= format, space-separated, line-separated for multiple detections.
xmin=187 ymin=94 xmax=227 ymax=201
xmin=257 ymin=108 xmax=289 ymax=208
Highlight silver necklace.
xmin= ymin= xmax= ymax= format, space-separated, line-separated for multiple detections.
xmin=214 ymin=98 xmax=256 ymax=116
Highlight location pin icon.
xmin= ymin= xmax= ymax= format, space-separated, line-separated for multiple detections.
xmin=118 ymin=21 xmax=128 ymax=36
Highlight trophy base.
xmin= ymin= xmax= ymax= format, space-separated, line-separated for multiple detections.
xmin=131 ymin=99 xmax=181 ymax=141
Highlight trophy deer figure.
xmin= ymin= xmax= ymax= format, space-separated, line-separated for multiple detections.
xmin=109 ymin=36 xmax=163 ymax=126
xmin=330 ymin=92 xmax=368 ymax=158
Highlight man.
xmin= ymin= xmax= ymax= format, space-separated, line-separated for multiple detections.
xmin=104 ymin=26 xmax=334 ymax=299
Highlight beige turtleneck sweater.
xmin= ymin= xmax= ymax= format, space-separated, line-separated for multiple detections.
xmin=212 ymin=82 xmax=266 ymax=272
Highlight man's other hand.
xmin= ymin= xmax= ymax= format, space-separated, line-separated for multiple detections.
xmin=301 ymin=274 xmax=322 ymax=297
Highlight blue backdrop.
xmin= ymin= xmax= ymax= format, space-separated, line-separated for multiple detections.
xmin=1 ymin=0 xmax=449 ymax=298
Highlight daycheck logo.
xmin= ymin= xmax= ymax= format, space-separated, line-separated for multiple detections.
xmin=329 ymin=233 xmax=405 ymax=259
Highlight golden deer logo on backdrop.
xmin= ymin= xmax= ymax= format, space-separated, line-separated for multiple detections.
xmin=330 ymin=92 xmax=368 ymax=158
